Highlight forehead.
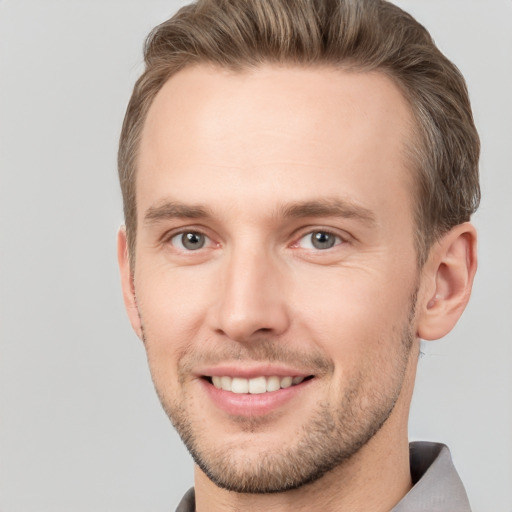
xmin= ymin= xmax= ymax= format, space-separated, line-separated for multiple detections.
xmin=137 ymin=64 xmax=415 ymax=224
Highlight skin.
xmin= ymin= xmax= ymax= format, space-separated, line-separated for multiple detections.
xmin=118 ymin=64 xmax=477 ymax=512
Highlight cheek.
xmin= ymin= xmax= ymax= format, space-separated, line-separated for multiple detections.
xmin=135 ymin=262 xmax=211 ymax=331
xmin=133 ymin=266 xmax=212 ymax=383
xmin=290 ymin=265 xmax=416 ymax=363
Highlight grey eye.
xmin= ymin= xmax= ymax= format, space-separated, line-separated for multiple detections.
xmin=311 ymin=231 xmax=336 ymax=249
xmin=171 ymin=232 xmax=207 ymax=250
xmin=297 ymin=230 xmax=340 ymax=250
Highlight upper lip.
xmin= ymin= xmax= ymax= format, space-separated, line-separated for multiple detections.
xmin=195 ymin=364 xmax=313 ymax=379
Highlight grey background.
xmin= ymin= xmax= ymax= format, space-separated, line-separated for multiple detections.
xmin=0 ymin=1 xmax=510 ymax=511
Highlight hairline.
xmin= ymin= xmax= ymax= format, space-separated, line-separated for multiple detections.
xmin=126 ymin=61 xmax=440 ymax=269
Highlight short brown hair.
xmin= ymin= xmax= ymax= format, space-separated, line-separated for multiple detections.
xmin=118 ymin=0 xmax=480 ymax=265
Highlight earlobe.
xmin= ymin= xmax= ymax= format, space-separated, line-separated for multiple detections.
xmin=417 ymin=222 xmax=477 ymax=341
xmin=117 ymin=227 xmax=143 ymax=340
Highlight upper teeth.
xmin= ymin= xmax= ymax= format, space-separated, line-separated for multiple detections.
xmin=211 ymin=375 xmax=305 ymax=394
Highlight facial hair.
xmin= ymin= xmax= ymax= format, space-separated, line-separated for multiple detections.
xmin=143 ymin=301 xmax=417 ymax=495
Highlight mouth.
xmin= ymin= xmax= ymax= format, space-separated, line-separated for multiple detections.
xmin=203 ymin=375 xmax=314 ymax=394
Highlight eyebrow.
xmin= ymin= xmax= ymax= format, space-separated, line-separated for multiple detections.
xmin=144 ymin=202 xmax=212 ymax=224
xmin=143 ymin=198 xmax=376 ymax=226
xmin=278 ymin=199 xmax=376 ymax=225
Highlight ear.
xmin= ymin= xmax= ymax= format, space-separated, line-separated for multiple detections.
xmin=117 ymin=227 xmax=143 ymax=340
xmin=417 ymin=222 xmax=477 ymax=341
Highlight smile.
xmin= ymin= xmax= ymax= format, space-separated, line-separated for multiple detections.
xmin=208 ymin=375 xmax=310 ymax=394
xmin=200 ymin=371 xmax=316 ymax=416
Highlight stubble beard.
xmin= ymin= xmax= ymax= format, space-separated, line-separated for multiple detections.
xmin=143 ymin=293 xmax=417 ymax=494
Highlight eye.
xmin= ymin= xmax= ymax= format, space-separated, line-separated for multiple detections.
xmin=169 ymin=231 xmax=210 ymax=251
xmin=297 ymin=230 xmax=342 ymax=250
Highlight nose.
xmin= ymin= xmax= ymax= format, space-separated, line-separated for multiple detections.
xmin=210 ymin=245 xmax=290 ymax=343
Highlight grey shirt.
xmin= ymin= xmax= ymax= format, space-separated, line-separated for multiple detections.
xmin=175 ymin=441 xmax=471 ymax=511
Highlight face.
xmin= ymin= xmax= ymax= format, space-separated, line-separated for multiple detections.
xmin=123 ymin=65 xmax=422 ymax=493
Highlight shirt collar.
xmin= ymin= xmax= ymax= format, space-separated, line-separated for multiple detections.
xmin=391 ymin=442 xmax=472 ymax=512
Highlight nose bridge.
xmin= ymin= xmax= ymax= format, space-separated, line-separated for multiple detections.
xmin=214 ymin=239 xmax=289 ymax=341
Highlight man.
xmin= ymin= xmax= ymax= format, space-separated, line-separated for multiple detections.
xmin=117 ymin=0 xmax=479 ymax=510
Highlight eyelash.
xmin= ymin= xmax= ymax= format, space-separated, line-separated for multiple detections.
xmin=162 ymin=227 xmax=347 ymax=253
xmin=164 ymin=229 xmax=214 ymax=252
xmin=293 ymin=229 xmax=345 ymax=251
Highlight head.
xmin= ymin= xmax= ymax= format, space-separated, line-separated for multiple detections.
xmin=117 ymin=0 xmax=479 ymax=498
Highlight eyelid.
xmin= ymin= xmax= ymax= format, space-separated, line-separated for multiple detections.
xmin=291 ymin=226 xmax=350 ymax=249
xmin=160 ymin=225 xmax=218 ymax=250
xmin=172 ymin=232 xmax=210 ymax=251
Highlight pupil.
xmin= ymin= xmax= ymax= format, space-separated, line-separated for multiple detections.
xmin=312 ymin=231 xmax=335 ymax=249
xmin=182 ymin=232 xmax=204 ymax=250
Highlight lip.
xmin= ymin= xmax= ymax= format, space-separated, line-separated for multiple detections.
xmin=199 ymin=372 xmax=315 ymax=417
xmin=196 ymin=363 xmax=311 ymax=379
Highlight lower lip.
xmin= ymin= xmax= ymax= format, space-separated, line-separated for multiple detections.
xmin=201 ymin=378 xmax=314 ymax=417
